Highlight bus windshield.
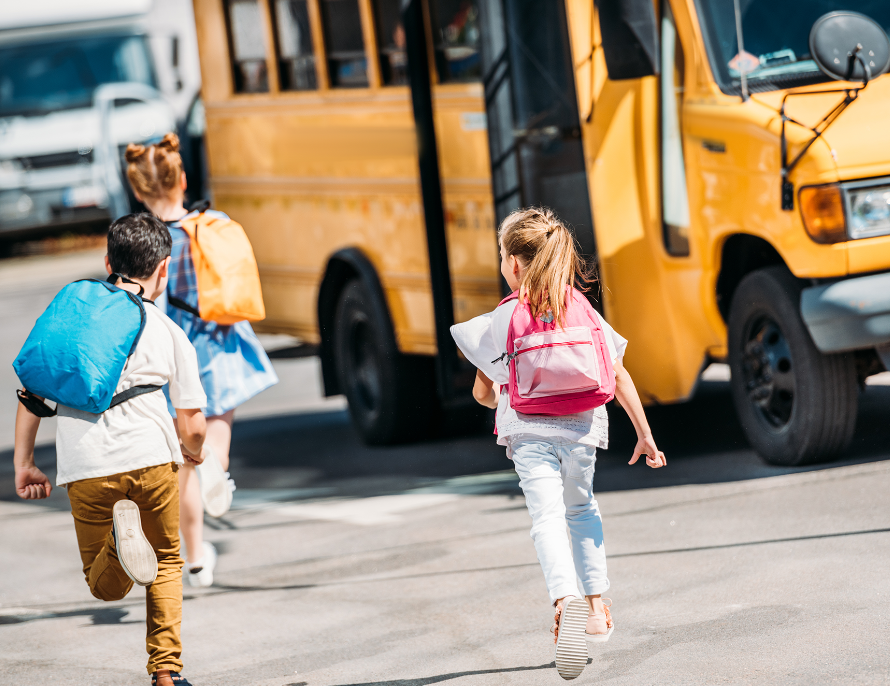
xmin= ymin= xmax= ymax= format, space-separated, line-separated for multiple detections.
xmin=695 ymin=0 xmax=890 ymax=93
xmin=0 ymin=35 xmax=156 ymax=118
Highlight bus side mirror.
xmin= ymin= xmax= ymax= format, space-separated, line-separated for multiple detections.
xmin=810 ymin=11 xmax=890 ymax=85
xmin=596 ymin=0 xmax=660 ymax=80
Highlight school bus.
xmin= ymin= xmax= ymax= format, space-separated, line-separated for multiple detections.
xmin=192 ymin=0 xmax=890 ymax=466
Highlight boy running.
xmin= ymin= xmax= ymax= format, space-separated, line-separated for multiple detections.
xmin=13 ymin=213 xmax=208 ymax=686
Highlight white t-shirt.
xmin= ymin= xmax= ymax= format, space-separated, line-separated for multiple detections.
xmin=55 ymin=302 xmax=207 ymax=486
xmin=450 ymin=300 xmax=627 ymax=450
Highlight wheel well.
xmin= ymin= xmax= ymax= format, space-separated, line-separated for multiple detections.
xmin=317 ymin=248 xmax=395 ymax=397
xmin=716 ymin=235 xmax=786 ymax=321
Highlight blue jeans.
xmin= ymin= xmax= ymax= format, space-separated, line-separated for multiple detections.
xmin=510 ymin=436 xmax=609 ymax=604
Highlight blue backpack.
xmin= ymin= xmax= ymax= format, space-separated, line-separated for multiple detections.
xmin=14 ymin=274 xmax=163 ymax=416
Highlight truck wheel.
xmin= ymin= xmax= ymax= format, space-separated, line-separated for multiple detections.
xmin=333 ymin=279 xmax=434 ymax=444
xmin=728 ymin=266 xmax=857 ymax=466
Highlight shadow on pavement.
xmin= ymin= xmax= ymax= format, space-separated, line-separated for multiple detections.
xmin=326 ymin=661 xmax=559 ymax=686
xmin=3 ymin=379 xmax=889 ymax=510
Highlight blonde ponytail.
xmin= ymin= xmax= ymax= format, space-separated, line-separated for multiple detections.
xmin=498 ymin=207 xmax=594 ymax=325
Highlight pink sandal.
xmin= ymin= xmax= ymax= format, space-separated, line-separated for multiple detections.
xmin=585 ymin=598 xmax=614 ymax=643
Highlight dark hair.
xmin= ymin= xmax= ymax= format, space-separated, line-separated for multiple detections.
xmin=107 ymin=213 xmax=172 ymax=279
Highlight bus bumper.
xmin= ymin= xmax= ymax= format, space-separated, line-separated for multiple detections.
xmin=801 ymin=272 xmax=890 ymax=360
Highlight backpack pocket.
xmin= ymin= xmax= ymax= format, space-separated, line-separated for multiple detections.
xmin=512 ymin=326 xmax=602 ymax=398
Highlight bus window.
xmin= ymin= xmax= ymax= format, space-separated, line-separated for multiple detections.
xmin=372 ymin=0 xmax=408 ymax=85
xmin=430 ymin=0 xmax=481 ymax=82
xmin=271 ymin=0 xmax=318 ymax=90
xmin=225 ymin=0 xmax=270 ymax=93
xmin=660 ymin=0 xmax=690 ymax=256
xmin=319 ymin=0 xmax=369 ymax=87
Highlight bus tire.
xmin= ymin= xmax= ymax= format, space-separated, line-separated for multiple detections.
xmin=727 ymin=266 xmax=857 ymax=466
xmin=333 ymin=279 xmax=434 ymax=444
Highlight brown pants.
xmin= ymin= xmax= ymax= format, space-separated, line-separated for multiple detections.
xmin=67 ymin=462 xmax=183 ymax=675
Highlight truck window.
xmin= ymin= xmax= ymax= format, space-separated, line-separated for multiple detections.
xmin=372 ymin=0 xmax=408 ymax=85
xmin=225 ymin=0 xmax=271 ymax=93
xmin=695 ymin=0 xmax=890 ymax=94
xmin=319 ymin=0 xmax=369 ymax=87
xmin=661 ymin=0 xmax=690 ymax=256
xmin=430 ymin=0 xmax=481 ymax=82
xmin=0 ymin=35 xmax=155 ymax=117
xmin=271 ymin=0 xmax=318 ymax=90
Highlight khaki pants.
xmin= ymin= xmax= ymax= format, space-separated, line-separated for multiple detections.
xmin=67 ymin=462 xmax=183 ymax=675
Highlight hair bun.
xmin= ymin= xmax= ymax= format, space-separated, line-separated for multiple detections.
xmin=157 ymin=132 xmax=180 ymax=153
xmin=124 ymin=143 xmax=147 ymax=163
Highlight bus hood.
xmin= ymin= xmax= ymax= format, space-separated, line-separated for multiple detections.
xmin=0 ymin=99 xmax=174 ymax=162
xmin=816 ymin=76 xmax=890 ymax=181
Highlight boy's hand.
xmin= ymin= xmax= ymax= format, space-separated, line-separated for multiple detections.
xmin=15 ymin=465 xmax=52 ymax=499
xmin=629 ymin=435 xmax=666 ymax=468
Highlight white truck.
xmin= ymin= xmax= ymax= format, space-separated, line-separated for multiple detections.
xmin=0 ymin=0 xmax=200 ymax=236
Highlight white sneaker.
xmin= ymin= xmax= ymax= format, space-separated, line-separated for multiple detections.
xmin=196 ymin=446 xmax=233 ymax=518
xmin=554 ymin=596 xmax=589 ymax=680
xmin=186 ymin=541 xmax=218 ymax=588
xmin=112 ymin=500 xmax=157 ymax=586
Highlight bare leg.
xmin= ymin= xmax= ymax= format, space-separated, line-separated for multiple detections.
xmin=205 ymin=410 xmax=235 ymax=472
xmin=178 ymin=409 xmax=235 ymax=565
xmin=178 ymin=464 xmax=204 ymax=564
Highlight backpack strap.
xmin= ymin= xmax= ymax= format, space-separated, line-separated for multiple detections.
xmin=16 ymin=385 xmax=162 ymax=415
xmin=108 ymin=384 xmax=164 ymax=409
xmin=106 ymin=273 xmax=145 ymax=297
xmin=17 ymin=389 xmax=57 ymax=418
xmin=168 ymin=295 xmax=201 ymax=318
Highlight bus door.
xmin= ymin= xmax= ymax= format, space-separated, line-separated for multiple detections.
xmin=476 ymin=0 xmax=597 ymax=275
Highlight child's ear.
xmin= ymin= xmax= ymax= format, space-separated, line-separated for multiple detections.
xmin=104 ymin=255 xmax=113 ymax=275
xmin=180 ymin=172 xmax=187 ymax=192
xmin=158 ymin=256 xmax=171 ymax=279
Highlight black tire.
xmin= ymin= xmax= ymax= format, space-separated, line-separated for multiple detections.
xmin=332 ymin=279 xmax=435 ymax=444
xmin=728 ymin=266 xmax=858 ymax=466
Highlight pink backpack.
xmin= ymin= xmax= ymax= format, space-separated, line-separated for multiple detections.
xmin=494 ymin=287 xmax=616 ymax=416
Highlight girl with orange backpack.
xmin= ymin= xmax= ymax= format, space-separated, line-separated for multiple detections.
xmin=451 ymin=208 xmax=666 ymax=681
xmin=124 ymin=133 xmax=278 ymax=587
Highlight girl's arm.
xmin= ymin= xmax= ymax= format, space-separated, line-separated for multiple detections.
xmin=472 ymin=369 xmax=499 ymax=409
xmin=613 ymin=359 xmax=667 ymax=468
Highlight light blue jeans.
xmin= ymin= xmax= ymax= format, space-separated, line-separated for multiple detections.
xmin=510 ymin=436 xmax=609 ymax=604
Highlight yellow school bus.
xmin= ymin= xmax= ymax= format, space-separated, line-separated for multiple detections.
xmin=192 ymin=0 xmax=890 ymax=465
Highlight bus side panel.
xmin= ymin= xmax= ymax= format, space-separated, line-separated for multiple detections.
xmin=203 ymin=100 xmax=438 ymax=352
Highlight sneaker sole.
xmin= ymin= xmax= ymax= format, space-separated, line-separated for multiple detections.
xmin=113 ymin=500 xmax=157 ymax=586
xmin=555 ymin=598 xmax=589 ymax=680
xmin=585 ymin=624 xmax=614 ymax=643
xmin=196 ymin=453 xmax=232 ymax=518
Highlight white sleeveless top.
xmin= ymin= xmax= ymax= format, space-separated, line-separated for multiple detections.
xmin=450 ymin=300 xmax=627 ymax=450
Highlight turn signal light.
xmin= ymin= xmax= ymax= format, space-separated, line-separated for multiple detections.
xmin=799 ymin=184 xmax=847 ymax=244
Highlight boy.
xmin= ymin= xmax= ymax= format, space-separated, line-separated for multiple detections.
xmin=13 ymin=213 xmax=208 ymax=686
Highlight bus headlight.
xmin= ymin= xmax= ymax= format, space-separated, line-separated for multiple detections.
xmin=846 ymin=184 xmax=890 ymax=240
xmin=800 ymin=184 xmax=847 ymax=244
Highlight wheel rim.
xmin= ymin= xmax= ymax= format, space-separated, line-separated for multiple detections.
xmin=347 ymin=315 xmax=381 ymax=414
xmin=741 ymin=316 xmax=795 ymax=429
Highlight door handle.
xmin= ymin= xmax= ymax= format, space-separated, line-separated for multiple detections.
xmin=702 ymin=139 xmax=726 ymax=153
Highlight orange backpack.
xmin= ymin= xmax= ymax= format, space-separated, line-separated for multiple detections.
xmin=174 ymin=211 xmax=266 ymax=325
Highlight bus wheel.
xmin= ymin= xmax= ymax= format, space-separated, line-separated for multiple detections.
xmin=728 ymin=266 xmax=857 ymax=466
xmin=333 ymin=279 xmax=433 ymax=444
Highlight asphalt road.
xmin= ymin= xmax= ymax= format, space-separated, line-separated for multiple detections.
xmin=1 ymin=249 xmax=889 ymax=685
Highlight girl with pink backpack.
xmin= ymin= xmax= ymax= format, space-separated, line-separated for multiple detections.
xmin=451 ymin=207 xmax=666 ymax=680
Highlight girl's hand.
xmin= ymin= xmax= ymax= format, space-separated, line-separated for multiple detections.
xmin=629 ymin=435 xmax=666 ymax=468
xmin=180 ymin=443 xmax=204 ymax=466
xmin=15 ymin=465 xmax=52 ymax=499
